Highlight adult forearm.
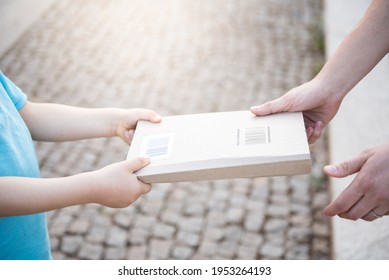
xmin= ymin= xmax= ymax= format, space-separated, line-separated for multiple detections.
xmin=316 ymin=0 xmax=389 ymax=100
xmin=19 ymin=101 xmax=123 ymax=142
xmin=0 ymin=173 xmax=97 ymax=216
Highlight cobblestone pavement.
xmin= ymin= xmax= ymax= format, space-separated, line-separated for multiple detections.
xmin=0 ymin=0 xmax=331 ymax=259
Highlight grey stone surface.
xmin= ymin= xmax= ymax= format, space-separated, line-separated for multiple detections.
xmin=0 ymin=0 xmax=331 ymax=259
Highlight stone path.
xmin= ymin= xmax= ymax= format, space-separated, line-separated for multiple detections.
xmin=0 ymin=0 xmax=330 ymax=259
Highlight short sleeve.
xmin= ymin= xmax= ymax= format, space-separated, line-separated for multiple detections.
xmin=0 ymin=71 xmax=27 ymax=110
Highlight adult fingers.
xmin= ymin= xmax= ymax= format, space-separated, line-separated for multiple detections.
xmin=322 ymin=175 xmax=364 ymax=217
xmin=307 ymin=121 xmax=323 ymax=144
xmin=250 ymin=96 xmax=291 ymax=116
xmin=337 ymin=194 xmax=376 ymax=221
xmin=323 ymin=152 xmax=369 ymax=178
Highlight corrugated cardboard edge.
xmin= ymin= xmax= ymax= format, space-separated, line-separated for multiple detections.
xmin=137 ymin=158 xmax=311 ymax=183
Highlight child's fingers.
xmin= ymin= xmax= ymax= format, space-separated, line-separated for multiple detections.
xmin=126 ymin=157 xmax=150 ymax=172
xmin=135 ymin=109 xmax=162 ymax=123
xmin=124 ymin=129 xmax=135 ymax=143
xmin=139 ymin=181 xmax=152 ymax=194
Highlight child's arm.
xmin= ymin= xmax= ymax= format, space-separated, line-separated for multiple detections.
xmin=19 ymin=101 xmax=161 ymax=143
xmin=0 ymin=158 xmax=150 ymax=217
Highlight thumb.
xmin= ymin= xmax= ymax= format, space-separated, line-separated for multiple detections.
xmin=250 ymin=97 xmax=290 ymax=116
xmin=135 ymin=109 xmax=162 ymax=123
xmin=323 ymin=153 xmax=368 ymax=178
xmin=126 ymin=157 xmax=151 ymax=172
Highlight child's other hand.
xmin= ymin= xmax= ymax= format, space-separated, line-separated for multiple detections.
xmin=92 ymin=157 xmax=151 ymax=208
xmin=115 ymin=109 xmax=161 ymax=144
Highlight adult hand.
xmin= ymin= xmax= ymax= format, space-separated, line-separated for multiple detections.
xmin=250 ymin=79 xmax=343 ymax=144
xmin=323 ymin=143 xmax=389 ymax=221
xmin=115 ymin=108 xmax=161 ymax=144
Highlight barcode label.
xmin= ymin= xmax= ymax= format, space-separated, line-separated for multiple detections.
xmin=139 ymin=133 xmax=174 ymax=160
xmin=238 ymin=126 xmax=269 ymax=145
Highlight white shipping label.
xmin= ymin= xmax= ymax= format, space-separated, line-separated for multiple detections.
xmin=139 ymin=133 xmax=174 ymax=160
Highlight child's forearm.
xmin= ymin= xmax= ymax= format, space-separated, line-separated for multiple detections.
xmin=0 ymin=173 xmax=98 ymax=216
xmin=19 ymin=101 xmax=123 ymax=142
xmin=315 ymin=0 xmax=389 ymax=100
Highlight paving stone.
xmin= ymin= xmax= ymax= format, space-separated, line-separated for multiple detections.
xmin=183 ymin=200 xmax=207 ymax=216
xmin=114 ymin=213 xmax=133 ymax=229
xmin=312 ymin=222 xmax=330 ymax=238
xmin=104 ymin=247 xmax=127 ymax=260
xmin=68 ymin=219 xmax=90 ymax=234
xmin=312 ymin=192 xmax=330 ymax=210
xmin=285 ymin=243 xmax=310 ymax=260
xmin=244 ymin=212 xmax=265 ymax=232
xmin=251 ymin=178 xmax=270 ymax=199
xmin=290 ymin=214 xmax=312 ymax=227
xmin=78 ymin=242 xmax=103 ymax=260
xmin=149 ymin=239 xmax=172 ymax=260
xmin=172 ymin=245 xmax=194 ymax=260
xmin=50 ymin=237 xmax=59 ymax=251
xmin=240 ymin=232 xmax=264 ymax=248
xmin=176 ymin=231 xmax=201 ymax=247
xmin=152 ymin=223 xmax=176 ymax=240
xmin=217 ymin=240 xmax=238 ymax=259
xmin=224 ymin=225 xmax=243 ymax=241
xmin=312 ymin=237 xmax=331 ymax=257
xmin=270 ymin=194 xmax=289 ymax=205
xmin=246 ymin=200 xmax=267 ymax=211
xmin=203 ymin=227 xmax=224 ymax=242
xmin=179 ymin=217 xmax=204 ymax=233
xmin=287 ymin=227 xmax=312 ymax=242
xmin=267 ymin=205 xmax=289 ymax=218
xmin=290 ymin=203 xmax=312 ymax=215
xmin=133 ymin=215 xmax=157 ymax=231
xmin=271 ymin=177 xmax=289 ymax=195
xmin=207 ymin=210 xmax=226 ymax=227
xmin=237 ymin=244 xmax=258 ymax=260
xmin=61 ymin=235 xmax=83 ymax=255
xmin=49 ymin=214 xmax=73 ymax=237
xmin=226 ymin=208 xmax=245 ymax=224
xmin=140 ymin=201 xmax=164 ymax=215
xmin=105 ymin=226 xmax=128 ymax=247
xmin=127 ymin=245 xmax=148 ymax=260
xmin=92 ymin=215 xmax=111 ymax=227
xmin=229 ymin=194 xmax=247 ymax=207
xmin=86 ymin=226 xmax=107 ymax=244
xmin=160 ymin=210 xmax=181 ymax=226
xmin=289 ymin=175 xmax=311 ymax=190
xmin=259 ymin=243 xmax=285 ymax=259
xmin=198 ymin=240 xmax=218 ymax=257
xmin=207 ymin=199 xmax=227 ymax=211
xmin=51 ymin=252 xmax=66 ymax=260
xmin=128 ymin=228 xmax=149 ymax=245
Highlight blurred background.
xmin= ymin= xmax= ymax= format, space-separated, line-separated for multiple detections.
xmin=0 ymin=0 xmax=332 ymax=260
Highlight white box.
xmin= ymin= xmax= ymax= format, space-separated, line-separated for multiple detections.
xmin=127 ymin=110 xmax=311 ymax=183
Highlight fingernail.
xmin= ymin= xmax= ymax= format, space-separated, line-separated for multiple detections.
xmin=325 ymin=165 xmax=337 ymax=175
xmin=250 ymin=106 xmax=261 ymax=113
xmin=153 ymin=114 xmax=162 ymax=121
xmin=124 ymin=130 xmax=134 ymax=141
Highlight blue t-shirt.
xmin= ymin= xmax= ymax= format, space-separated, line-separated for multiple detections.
xmin=0 ymin=71 xmax=51 ymax=259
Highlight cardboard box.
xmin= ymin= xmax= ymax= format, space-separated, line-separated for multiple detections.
xmin=126 ymin=110 xmax=311 ymax=183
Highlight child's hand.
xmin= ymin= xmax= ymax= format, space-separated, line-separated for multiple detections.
xmin=92 ymin=157 xmax=151 ymax=208
xmin=115 ymin=109 xmax=161 ymax=144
